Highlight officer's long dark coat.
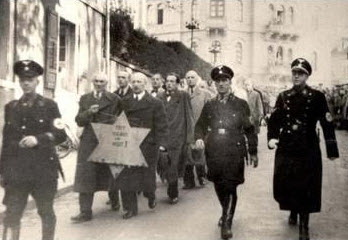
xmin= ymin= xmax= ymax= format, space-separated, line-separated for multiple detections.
xmin=268 ymin=85 xmax=339 ymax=213
xmin=0 ymin=95 xmax=66 ymax=187
xmin=74 ymin=92 xmax=121 ymax=193
xmin=157 ymin=89 xmax=194 ymax=182
xmin=195 ymin=93 xmax=257 ymax=185
xmin=113 ymin=92 xmax=168 ymax=192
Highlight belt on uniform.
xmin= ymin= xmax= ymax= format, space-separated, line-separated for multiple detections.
xmin=210 ymin=128 xmax=242 ymax=135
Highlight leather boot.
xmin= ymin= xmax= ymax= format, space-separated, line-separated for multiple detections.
xmin=42 ymin=223 xmax=55 ymax=240
xmin=299 ymin=213 xmax=310 ymax=240
xmin=221 ymin=214 xmax=233 ymax=239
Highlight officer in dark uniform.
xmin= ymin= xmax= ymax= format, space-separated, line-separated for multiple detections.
xmin=0 ymin=60 xmax=67 ymax=240
xmin=195 ymin=65 xmax=258 ymax=240
xmin=268 ymin=58 xmax=339 ymax=240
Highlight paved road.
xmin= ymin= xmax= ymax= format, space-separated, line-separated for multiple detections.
xmin=1 ymin=127 xmax=348 ymax=240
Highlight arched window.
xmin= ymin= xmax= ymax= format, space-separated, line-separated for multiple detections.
xmin=157 ymin=4 xmax=164 ymax=25
xmin=312 ymin=52 xmax=318 ymax=71
xmin=288 ymin=7 xmax=294 ymax=24
xmin=236 ymin=42 xmax=243 ymax=64
xmin=235 ymin=0 xmax=243 ymax=22
xmin=276 ymin=46 xmax=283 ymax=65
xmin=147 ymin=4 xmax=155 ymax=25
xmin=269 ymin=4 xmax=275 ymax=23
xmin=276 ymin=5 xmax=285 ymax=24
xmin=267 ymin=45 xmax=275 ymax=69
xmin=287 ymin=48 xmax=293 ymax=64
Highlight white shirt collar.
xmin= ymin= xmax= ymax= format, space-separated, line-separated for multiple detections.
xmin=134 ymin=91 xmax=145 ymax=100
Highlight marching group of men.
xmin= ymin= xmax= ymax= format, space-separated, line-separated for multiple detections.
xmin=0 ymin=57 xmax=340 ymax=240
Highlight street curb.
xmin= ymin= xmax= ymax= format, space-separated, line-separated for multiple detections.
xmin=0 ymin=184 xmax=74 ymax=224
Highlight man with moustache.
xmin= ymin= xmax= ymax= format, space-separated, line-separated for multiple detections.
xmin=71 ymin=73 xmax=122 ymax=223
xmin=150 ymin=73 xmax=165 ymax=98
xmin=183 ymin=70 xmax=212 ymax=189
xmin=114 ymin=71 xmax=133 ymax=98
xmin=157 ymin=73 xmax=194 ymax=204
xmin=0 ymin=60 xmax=67 ymax=240
xmin=113 ymin=72 xmax=168 ymax=219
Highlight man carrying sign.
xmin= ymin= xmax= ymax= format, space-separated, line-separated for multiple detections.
xmin=113 ymin=72 xmax=168 ymax=219
xmin=71 ymin=73 xmax=122 ymax=223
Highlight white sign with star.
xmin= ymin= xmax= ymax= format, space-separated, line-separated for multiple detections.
xmin=88 ymin=111 xmax=150 ymax=168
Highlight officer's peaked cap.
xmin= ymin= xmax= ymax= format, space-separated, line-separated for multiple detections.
xmin=211 ymin=65 xmax=234 ymax=81
xmin=291 ymin=58 xmax=312 ymax=76
xmin=14 ymin=60 xmax=44 ymax=78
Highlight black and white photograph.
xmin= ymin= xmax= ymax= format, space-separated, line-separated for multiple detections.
xmin=0 ymin=0 xmax=347 ymax=239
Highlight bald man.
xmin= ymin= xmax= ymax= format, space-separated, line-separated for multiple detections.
xmin=113 ymin=72 xmax=168 ymax=219
xmin=71 ymin=73 xmax=122 ymax=223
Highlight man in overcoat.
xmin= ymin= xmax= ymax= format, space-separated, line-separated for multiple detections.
xmin=113 ymin=72 xmax=168 ymax=219
xmin=157 ymin=73 xmax=195 ymax=204
xmin=183 ymin=70 xmax=211 ymax=189
xmin=71 ymin=73 xmax=122 ymax=223
xmin=0 ymin=60 xmax=67 ymax=240
xmin=268 ymin=58 xmax=339 ymax=240
xmin=245 ymin=78 xmax=263 ymax=134
xmin=195 ymin=65 xmax=258 ymax=240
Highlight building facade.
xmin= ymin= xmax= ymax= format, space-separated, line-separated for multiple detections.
xmin=144 ymin=0 xmax=348 ymax=88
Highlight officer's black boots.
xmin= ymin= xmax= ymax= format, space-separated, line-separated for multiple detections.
xmin=299 ymin=213 xmax=310 ymax=240
xmin=289 ymin=211 xmax=298 ymax=225
xmin=42 ymin=221 xmax=56 ymax=240
xmin=221 ymin=215 xmax=233 ymax=240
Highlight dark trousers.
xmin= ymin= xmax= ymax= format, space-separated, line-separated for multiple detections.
xmin=167 ymin=180 xmax=178 ymax=199
xmin=213 ymin=181 xmax=238 ymax=222
xmin=3 ymin=180 xmax=57 ymax=240
xmin=121 ymin=191 xmax=155 ymax=213
xmin=108 ymin=191 xmax=120 ymax=207
xmin=79 ymin=193 xmax=94 ymax=215
xmin=183 ymin=164 xmax=205 ymax=187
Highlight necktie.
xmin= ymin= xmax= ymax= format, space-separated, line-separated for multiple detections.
xmin=190 ymin=87 xmax=194 ymax=94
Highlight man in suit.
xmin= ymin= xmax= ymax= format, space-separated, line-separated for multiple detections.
xmin=113 ymin=72 xmax=168 ymax=219
xmin=157 ymin=73 xmax=195 ymax=204
xmin=245 ymin=78 xmax=264 ymax=134
xmin=71 ymin=73 xmax=122 ymax=223
xmin=183 ymin=70 xmax=211 ymax=189
xmin=0 ymin=60 xmax=67 ymax=240
xmin=114 ymin=71 xmax=133 ymax=98
xmin=150 ymin=73 xmax=165 ymax=98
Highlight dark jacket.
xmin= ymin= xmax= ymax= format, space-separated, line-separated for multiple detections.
xmin=73 ymin=91 xmax=121 ymax=193
xmin=195 ymin=93 xmax=257 ymax=184
xmin=268 ymin=85 xmax=339 ymax=213
xmin=114 ymin=92 xmax=168 ymax=192
xmin=157 ymin=90 xmax=195 ymax=180
xmin=0 ymin=94 xmax=66 ymax=186
xmin=114 ymin=86 xmax=133 ymax=99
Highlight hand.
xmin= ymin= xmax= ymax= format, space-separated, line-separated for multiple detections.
xmin=268 ymin=139 xmax=279 ymax=149
xmin=250 ymin=154 xmax=258 ymax=168
xmin=159 ymin=146 xmax=166 ymax=152
xmin=19 ymin=136 xmax=38 ymax=148
xmin=88 ymin=104 xmax=100 ymax=114
xmin=195 ymin=139 xmax=205 ymax=150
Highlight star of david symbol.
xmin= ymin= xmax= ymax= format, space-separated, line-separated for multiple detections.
xmin=88 ymin=111 xmax=150 ymax=168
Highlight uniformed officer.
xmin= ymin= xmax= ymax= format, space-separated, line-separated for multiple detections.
xmin=195 ymin=65 xmax=258 ymax=240
xmin=268 ymin=58 xmax=339 ymax=240
xmin=0 ymin=60 xmax=67 ymax=240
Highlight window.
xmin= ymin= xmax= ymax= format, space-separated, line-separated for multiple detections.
xmin=147 ymin=5 xmax=155 ymax=25
xmin=209 ymin=28 xmax=225 ymax=37
xmin=192 ymin=40 xmax=198 ymax=53
xmin=269 ymin=4 xmax=275 ymax=23
xmin=276 ymin=46 xmax=283 ymax=65
xmin=267 ymin=45 xmax=275 ymax=69
xmin=235 ymin=0 xmax=243 ymax=22
xmin=312 ymin=52 xmax=318 ymax=71
xmin=287 ymin=49 xmax=293 ymax=64
xmin=157 ymin=4 xmax=164 ymax=25
xmin=288 ymin=7 xmax=294 ymax=24
xmin=276 ymin=5 xmax=285 ymax=24
xmin=210 ymin=0 xmax=224 ymax=17
xmin=236 ymin=42 xmax=243 ymax=64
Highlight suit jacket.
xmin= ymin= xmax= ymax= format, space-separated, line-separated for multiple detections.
xmin=0 ymin=94 xmax=67 ymax=186
xmin=114 ymin=86 xmax=133 ymax=99
xmin=74 ymin=91 xmax=122 ymax=193
xmin=114 ymin=92 xmax=168 ymax=192
xmin=246 ymin=89 xmax=263 ymax=133
xmin=187 ymin=86 xmax=212 ymax=124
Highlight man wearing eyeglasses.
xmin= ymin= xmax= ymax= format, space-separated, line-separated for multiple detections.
xmin=71 ymin=73 xmax=122 ymax=223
